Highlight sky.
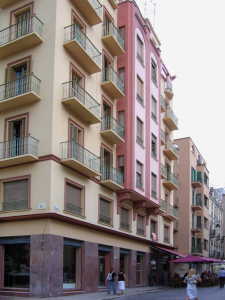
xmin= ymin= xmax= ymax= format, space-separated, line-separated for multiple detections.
xmin=136 ymin=0 xmax=225 ymax=188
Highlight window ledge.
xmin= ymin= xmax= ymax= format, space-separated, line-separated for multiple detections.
xmin=136 ymin=185 xmax=145 ymax=192
xmin=119 ymin=228 xmax=132 ymax=234
xmin=63 ymin=210 xmax=86 ymax=219
xmin=98 ymin=221 xmax=114 ymax=228
xmin=136 ymin=140 xmax=145 ymax=149
xmin=0 ymin=208 xmax=31 ymax=213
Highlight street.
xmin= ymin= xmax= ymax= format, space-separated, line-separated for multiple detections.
xmin=118 ymin=286 xmax=225 ymax=300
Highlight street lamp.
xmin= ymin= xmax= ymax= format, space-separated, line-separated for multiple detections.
xmin=209 ymin=221 xmax=221 ymax=258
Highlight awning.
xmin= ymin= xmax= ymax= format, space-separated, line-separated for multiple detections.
xmin=154 ymin=246 xmax=186 ymax=257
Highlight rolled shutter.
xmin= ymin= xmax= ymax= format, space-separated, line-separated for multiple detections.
xmin=118 ymin=111 xmax=125 ymax=127
xmin=164 ymin=227 xmax=168 ymax=237
xmin=4 ymin=179 xmax=28 ymax=202
xmin=137 ymin=36 xmax=142 ymax=57
xmin=121 ymin=207 xmax=128 ymax=224
xmin=137 ymin=215 xmax=143 ymax=229
xmin=100 ymin=199 xmax=110 ymax=217
xmin=136 ymin=162 xmax=142 ymax=174
xmin=151 ymin=173 xmax=156 ymax=192
xmin=118 ymin=155 xmax=124 ymax=167
xmin=66 ymin=183 xmax=81 ymax=207
xmin=152 ymin=97 xmax=156 ymax=115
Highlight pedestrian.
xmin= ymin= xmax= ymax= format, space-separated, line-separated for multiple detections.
xmin=117 ymin=269 xmax=127 ymax=295
xmin=218 ymin=267 xmax=225 ymax=288
xmin=183 ymin=269 xmax=201 ymax=300
xmin=106 ymin=267 xmax=117 ymax=295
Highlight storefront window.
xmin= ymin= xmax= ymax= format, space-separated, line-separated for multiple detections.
xmin=4 ymin=243 xmax=30 ymax=288
xmin=136 ymin=254 xmax=143 ymax=285
xmin=63 ymin=245 xmax=80 ymax=289
xmin=98 ymin=250 xmax=106 ymax=287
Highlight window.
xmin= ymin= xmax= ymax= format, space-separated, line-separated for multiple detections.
xmin=164 ymin=226 xmax=169 ymax=243
xmin=204 ymin=196 xmax=208 ymax=207
xmin=72 ymin=17 xmax=85 ymax=48
xmin=137 ymin=214 xmax=145 ymax=236
xmin=151 ymin=173 xmax=157 ymax=198
xmin=137 ymin=36 xmax=143 ymax=63
xmin=136 ymin=161 xmax=142 ymax=189
xmin=99 ymin=198 xmax=111 ymax=225
xmin=65 ymin=182 xmax=83 ymax=216
xmin=120 ymin=207 xmax=130 ymax=231
xmin=6 ymin=118 xmax=27 ymax=157
xmin=196 ymin=194 xmax=201 ymax=206
xmin=71 ymin=71 xmax=83 ymax=100
xmin=204 ymin=172 xmax=208 ymax=186
xmin=69 ymin=123 xmax=83 ymax=161
xmin=151 ymin=96 xmax=157 ymax=121
xmin=197 ymin=171 xmax=202 ymax=183
xmin=102 ymin=100 xmax=112 ymax=131
xmin=3 ymin=179 xmax=29 ymax=211
xmin=197 ymin=216 xmax=201 ymax=228
xmin=119 ymin=67 xmax=125 ymax=83
xmin=191 ymin=166 xmax=196 ymax=182
xmin=191 ymin=145 xmax=195 ymax=154
xmin=204 ymin=217 xmax=208 ymax=229
xmin=192 ymin=190 xmax=194 ymax=205
xmin=137 ymin=76 xmax=143 ymax=104
xmin=196 ymin=238 xmax=201 ymax=252
xmin=103 ymin=55 xmax=112 ymax=82
xmin=119 ymin=26 xmax=125 ymax=39
xmin=15 ymin=10 xmax=31 ymax=38
xmin=118 ymin=155 xmax=124 ymax=182
xmin=136 ymin=118 xmax=143 ymax=146
xmin=150 ymin=220 xmax=157 ymax=239
xmin=151 ymin=134 xmax=157 ymax=159
xmin=151 ymin=59 xmax=157 ymax=83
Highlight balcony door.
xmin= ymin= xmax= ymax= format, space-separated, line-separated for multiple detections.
xmin=71 ymin=73 xmax=80 ymax=100
xmin=100 ymin=146 xmax=113 ymax=180
xmin=103 ymin=57 xmax=112 ymax=81
xmin=73 ymin=21 xmax=85 ymax=48
xmin=7 ymin=118 xmax=26 ymax=157
xmin=16 ymin=10 xmax=31 ymax=39
xmin=69 ymin=124 xmax=83 ymax=162
xmin=102 ymin=103 xmax=111 ymax=131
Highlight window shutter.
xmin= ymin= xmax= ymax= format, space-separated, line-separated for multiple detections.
xmin=136 ymin=162 xmax=142 ymax=174
xmin=5 ymin=67 xmax=14 ymax=83
xmin=164 ymin=227 xmax=168 ymax=237
xmin=4 ymin=179 xmax=28 ymax=202
xmin=8 ymin=121 xmax=14 ymax=140
xmin=137 ymin=118 xmax=142 ymax=139
xmin=137 ymin=77 xmax=142 ymax=97
xmin=121 ymin=207 xmax=128 ymax=224
xmin=151 ymin=173 xmax=156 ymax=192
xmin=70 ymin=124 xmax=78 ymax=142
xmin=66 ymin=183 xmax=81 ymax=207
xmin=118 ymin=155 xmax=124 ymax=167
xmin=27 ymin=59 xmax=31 ymax=75
xmin=100 ymin=199 xmax=110 ymax=217
xmin=118 ymin=111 xmax=125 ymax=127
xmin=21 ymin=118 xmax=26 ymax=137
xmin=137 ymin=215 xmax=143 ymax=229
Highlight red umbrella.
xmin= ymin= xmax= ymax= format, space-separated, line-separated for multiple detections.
xmin=169 ymin=255 xmax=211 ymax=263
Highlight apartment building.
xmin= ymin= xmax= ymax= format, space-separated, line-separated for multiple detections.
xmin=174 ymin=138 xmax=210 ymax=259
xmin=209 ymin=188 xmax=224 ymax=261
xmin=0 ymin=0 xmax=180 ymax=297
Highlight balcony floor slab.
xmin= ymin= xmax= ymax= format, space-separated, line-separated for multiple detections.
xmin=163 ymin=181 xmax=179 ymax=190
xmin=100 ymin=179 xmax=124 ymax=191
xmin=101 ymin=35 xmax=124 ymax=56
xmin=62 ymin=158 xmax=101 ymax=177
xmin=100 ymin=130 xmax=124 ymax=144
xmin=163 ymin=117 xmax=178 ymax=131
xmin=163 ymin=149 xmax=179 ymax=160
xmin=0 ymin=154 xmax=38 ymax=168
xmin=101 ymin=81 xmax=124 ymax=99
xmin=71 ymin=0 xmax=102 ymax=25
xmin=0 ymin=92 xmax=41 ymax=112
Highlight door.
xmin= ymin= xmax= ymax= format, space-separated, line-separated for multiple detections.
xmin=16 ymin=11 xmax=31 ymax=39
xmin=120 ymin=253 xmax=129 ymax=286
xmin=73 ymin=22 xmax=84 ymax=48
xmin=8 ymin=119 xmax=26 ymax=157
xmin=98 ymin=251 xmax=106 ymax=287
xmin=103 ymin=104 xmax=111 ymax=131
xmin=71 ymin=73 xmax=80 ymax=100
xmin=197 ymin=216 xmax=201 ymax=229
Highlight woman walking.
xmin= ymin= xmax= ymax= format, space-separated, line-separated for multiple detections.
xmin=117 ymin=270 xmax=127 ymax=295
xmin=183 ymin=269 xmax=201 ymax=300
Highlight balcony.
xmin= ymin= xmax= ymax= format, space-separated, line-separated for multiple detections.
xmin=163 ymin=172 xmax=179 ymax=190
xmin=161 ymin=95 xmax=166 ymax=113
xmin=0 ymin=74 xmax=41 ymax=112
xmin=100 ymin=165 xmax=124 ymax=190
xmin=158 ymin=199 xmax=166 ymax=214
xmin=174 ymin=221 xmax=179 ymax=231
xmin=137 ymin=228 xmax=145 ymax=236
xmin=163 ymin=204 xmax=179 ymax=221
xmin=163 ymin=140 xmax=179 ymax=160
xmin=136 ymin=179 xmax=143 ymax=189
xmin=191 ymin=223 xmax=202 ymax=233
xmin=191 ymin=198 xmax=202 ymax=211
xmin=61 ymin=140 xmax=101 ymax=177
xmin=191 ymin=247 xmax=202 ymax=254
xmin=161 ymin=129 xmax=166 ymax=146
xmin=174 ymin=197 xmax=179 ymax=208
xmin=102 ymin=22 xmax=125 ymax=56
xmin=161 ymin=164 xmax=166 ymax=179
xmin=0 ymin=15 xmax=43 ymax=59
xmin=164 ymin=81 xmax=173 ymax=100
xmin=163 ymin=107 xmax=178 ymax=131
xmin=64 ymin=24 xmax=101 ymax=74
xmin=71 ymin=0 xmax=102 ymax=26
xmin=120 ymin=222 xmax=130 ymax=231
xmin=65 ymin=203 xmax=82 ymax=216
xmin=101 ymin=67 xmax=125 ymax=99
xmin=108 ymin=0 xmax=118 ymax=9
xmin=164 ymin=237 xmax=170 ymax=244
xmin=0 ymin=136 xmax=38 ymax=168
xmin=99 ymin=214 xmax=111 ymax=225
xmin=100 ymin=116 xmax=124 ymax=144
xmin=2 ymin=199 xmax=28 ymax=211
xmin=191 ymin=175 xmax=202 ymax=189
xmin=62 ymin=81 xmax=101 ymax=124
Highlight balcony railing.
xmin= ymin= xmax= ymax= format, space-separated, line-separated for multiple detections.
xmin=2 ymin=199 xmax=28 ymax=211
xmin=166 ymin=172 xmax=179 ymax=187
xmin=0 ymin=136 xmax=38 ymax=159
xmin=0 ymin=74 xmax=41 ymax=102
xmin=164 ymin=237 xmax=170 ymax=243
xmin=151 ymin=149 xmax=157 ymax=159
xmin=137 ymin=228 xmax=145 ymax=235
xmin=0 ymin=15 xmax=43 ymax=46
xmin=121 ymin=222 xmax=130 ymax=231
xmin=101 ymin=115 xmax=124 ymax=139
xmin=137 ymin=93 xmax=143 ymax=104
xmin=191 ymin=174 xmax=202 ymax=184
xmin=62 ymin=81 xmax=100 ymax=119
xmin=165 ymin=140 xmax=179 ymax=158
xmin=102 ymin=22 xmax=125 ymax=51
xmin=64 ymin=23 xmax=101 ymax=68
xmin=101 ymin=165 xmax=123 ymax=185
xmin=168 ymin=204 xmax=179 ymax=219
xmin=165 ymin=81 xmax=173 ymax=94
xmin=161 ymin=164 xmax=166 ymax=178
xmin=66 ymin=203 xmax=82 ymax=216
xmin=99 ymin=214 xmax=111 ymax=225
xmin=161 ymin=129 xmax=166 ymax=144
xmin=136 ymin=135 xmax=143 ymax=146
xmin=192 ymin=223 xmax=202 ymax=231
xmin=160 ymin=199 xmax=166 ymax=212
xmin=102 ymin=67 xmax=124 ymax=94
xmin=165 ymin=107 xmax=178 ymax=127
xmin=161 ymin=95 xmax=166 ymax=111
xmin=61 ymin=140 xmax=100 ymax=173
xmin=87 ymin=0 xmax=102 ymax=18
xmin=136 ymin=179 xmax=143 ymax=189
xmin=191 ymin=246 xmax=202 ymax=253
xmin=151 ymin=190 xmax=157 ymax=198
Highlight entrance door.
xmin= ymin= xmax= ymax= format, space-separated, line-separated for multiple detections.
xmin=98 ymin=251 xmax=106 ymax=287
xmin=120 ymin=253 xmax=128 ymax=283
xmin=136 ymin=255 xmax=143 ymax=285
xmin=16 ymin=11 xmax=31 ymax=39
xmin=8 ymin=119 xmax=26 ymax=157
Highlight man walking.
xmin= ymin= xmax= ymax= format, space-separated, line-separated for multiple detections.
xmin=107 ymin=267 xmax=117 ymax=294
xmin=218 ymin=267 xmax=225 ymax=288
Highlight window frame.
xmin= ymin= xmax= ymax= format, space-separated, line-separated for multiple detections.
xmin=151 ymin=134 xmax=157 ymax=159
xmin=137 ymin=35 xmax=144 ymax=64
xmin=151 ymin=96 xmax=157 ymax=121
xmin=151 ymin=172 xmax=157 ymax=199
xmin=136 ymin=161 xmax=143 ymax=189
xmin=136 ymin=117 xmax=143 ymax=146
xmin=151 ymin=59 xmax=157 ymax=84
xmin=150 ymin=218 xmax=158 ymax=240
xmin=120 ymin=204 xmax=132 ymax=232
xmin=98 ymin=194 xmax=114 ymax=227
xmin=137 ymin=75 xmax=144 ymax=104
xmin=136 ymin=213 xmax=146 ymax=236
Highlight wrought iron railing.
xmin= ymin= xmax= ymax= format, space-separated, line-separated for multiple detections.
xmin=0 ymin=15 xmax=43 ymax=46
xmin=151 ymin=190 xmax=157 ymax=198
xmin=101 ymin=165 xmax=123 ymax=186
xmin=161 ymin=164 xmax=166 ymax=178
xmin=136 ymin=179 xmax=143 ymax=189
xmin=165 ymin=172 xmax=179 ymax=188
xmin=165 ymin=107 xmax=178 ymax=127
xmin=161 ymin=95 xmax=166 ymax=111
xmin=160 ymin=199 xmax=166 ymax=212
xmin=62 ymin=81 xmax=100 ymax=119
xmin=165 ymin=140 xmax=179 ymax=158
xmin=151 ymin=72 xmax=157 ymax=84
xmin=101 ymin=115 xmax=124 ymax=139
xmin=120 ymin=222 xmax=130 ymax=231
xmin=66 ymin=203 xmax=82 ymax=216
xmin=99 ymin=214 xmax=111 ymax=225
xmin=102 ymin=67 xmax=124 ymax=94
xmin=137 ymin=228 xmax=145 ymax=235
xmin=2 ymin=199 xmax=28 ymax=211
xmin=0 ymin=135 xmax=38 ymax=159
xmin=64 ymin=23 xmax=101 ymax=68
xmin=151 ymin=112 xmax=157 ymax=121
xmin=88 ymin=0 xmax=102 ymax=18
xmin=0 ymin=73 xmax=41 ymax=102
xmin=168 ymin=204 xmax=178 ymax=218
xmin=161 ymin=129 xmax=166 ymax=144
xmin=136 ymin=135 xmax=143 ymax=146
xmin=164 ymin=237 xmax=169 ymax=243
xmin=165 ymin=81 xmax=173 ymax=94
xmin=137 ymin=93 xmax=143 ymax=104
xmin=61 ymin=140 xmax=100 ymax=174
xmin=102 ymin=22 xmax=125 ymax=51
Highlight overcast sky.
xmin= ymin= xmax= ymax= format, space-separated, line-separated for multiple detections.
xmin=136 ymin=0 xmax=225 ymax=188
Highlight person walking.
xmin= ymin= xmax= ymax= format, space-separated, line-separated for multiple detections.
xmin=183 ymin=269 xmax=201 ymax=300
xmin=106 ymin=268 xmax=117 ymax=295
xmin=117 ymin=269 xmax=127 ymax=295
xmin=218 ymin=267 xmax=225 ymax=288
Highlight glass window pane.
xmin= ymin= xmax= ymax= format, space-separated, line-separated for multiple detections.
xmin=63 ymin=245 xmax=79 ymax=289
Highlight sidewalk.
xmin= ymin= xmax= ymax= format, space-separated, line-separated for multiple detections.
xmin=0 ymin=286 xmax=168 ymax=300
